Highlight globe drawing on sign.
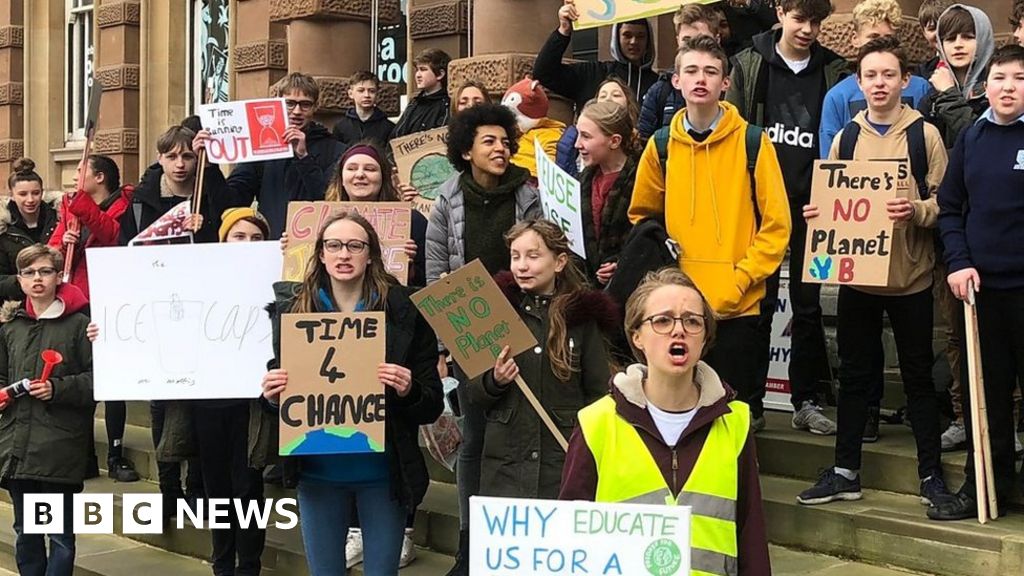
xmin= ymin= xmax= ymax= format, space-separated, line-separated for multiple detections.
xmin=281 ymin=427 xmax=384 ymax=456
xmin=410 ymin=153 xmax=455 ymax=201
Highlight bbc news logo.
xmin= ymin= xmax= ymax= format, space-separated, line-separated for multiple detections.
xmin=22 ymin=494 xmax=299 ymax=534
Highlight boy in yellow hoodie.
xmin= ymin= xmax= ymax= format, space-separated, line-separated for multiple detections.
xmin=795 ymin=36 xmax=953 ymax=512
xmin=629 ymin=35 xmax=791 ymax=431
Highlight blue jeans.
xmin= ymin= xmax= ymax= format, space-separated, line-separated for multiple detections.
xmin=297 ymin=480 xmax=406 ymax=576
xmin=8 ymin=480 xmax=76 ymax=576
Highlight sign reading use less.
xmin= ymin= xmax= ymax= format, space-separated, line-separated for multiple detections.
xmin=199 ymin=98 xmax=293 ymax=164
xmin=536 ymin=138 xmax=586 ymax=259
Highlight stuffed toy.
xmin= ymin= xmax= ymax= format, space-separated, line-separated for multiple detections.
xmin=501 ymin=77 xmax=566 ymax=178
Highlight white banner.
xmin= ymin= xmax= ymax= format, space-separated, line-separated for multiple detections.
xmin=88 ymin=242 xmax=281 ymax=400
xmin=471 ymin=496 xmax=690 ymax=576
xmin=765 ymin=274 xmax=793 ymax=412
xmin=198 ymin=98 xmax=293 ymax=164
xmin=535 ymin=138 xmax=587 ymax=259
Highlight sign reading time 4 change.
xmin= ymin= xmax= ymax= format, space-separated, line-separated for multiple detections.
xmin=470 ymin=496 xmax=691 ymax=575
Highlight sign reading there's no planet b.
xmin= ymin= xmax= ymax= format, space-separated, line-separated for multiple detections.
xmin=412 ymin=260 xmax=537 ymax=379
xmin=390 ymin=127 xmax=454 ymax=215
xmin=279 ymin=312 xmax=386 ymax=456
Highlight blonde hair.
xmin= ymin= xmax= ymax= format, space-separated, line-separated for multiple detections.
xmin=623 ymin=268 xmax=717 ymax=364
xmin=673 ymin=4 xmax=722 ymax=34
xmin=504 ymin=220 xmax=592 ymax=382
xmin=579 ymin=100 xmax=639 ymax=158
xmin=852 ymin=0 xmax=902 ymax=32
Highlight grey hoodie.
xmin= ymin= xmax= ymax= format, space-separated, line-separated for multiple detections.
xmin=935 ymin=4 xmax=995 ymax=99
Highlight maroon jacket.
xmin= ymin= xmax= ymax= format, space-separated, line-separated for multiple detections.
xmin=559 ymin=363 xmax=771 ymax=576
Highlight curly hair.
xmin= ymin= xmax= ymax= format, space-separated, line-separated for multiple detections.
xmin=446 ymin=103 xmax=520 ymax=174
xmin=852 ymin=0 xmax=902 ymax=33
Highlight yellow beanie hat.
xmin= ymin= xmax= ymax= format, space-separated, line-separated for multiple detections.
xmin=219 ymin=207 xmax=270 ymax=241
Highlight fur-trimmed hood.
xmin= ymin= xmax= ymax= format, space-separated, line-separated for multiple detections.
xmin=493 ymin=270 xmax=620 ymax=336
xmin=0 ymin=192 xmax=63 ymax=236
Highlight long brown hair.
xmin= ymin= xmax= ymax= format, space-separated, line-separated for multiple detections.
xmin=505 ymin=219 xmax=590 ymax=382
xmin=290 ymin=212 xmax=397 ymax=314
xmin=579 ymin=100 xmax=640 ymax=158
xmin=324 ymin=141 xmax=399 ymax=202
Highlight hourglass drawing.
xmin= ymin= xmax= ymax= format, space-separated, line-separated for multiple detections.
xmin=253 ymin=104 xmax=282 ymax=149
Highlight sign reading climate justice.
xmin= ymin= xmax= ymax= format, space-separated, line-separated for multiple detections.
xmin=470 ymin=496 xmax=691 ymax=575
xmin=279 ymin=312 xmax=387 ymax=456
xmin=802 ymin=160 xmax=905 ymax=287
xmin=412 ymin=260 xmax=537 ymax=379
xmin=199 ymin=98 xmax=293 ymax=164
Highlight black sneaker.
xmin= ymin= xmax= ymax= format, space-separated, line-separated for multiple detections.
xmin=263 ymin=464 xmax=283 ymax=486
xmin=862 ymin=407 xmax=880 ymax=443
xmin=797 ymin=469 xmax=863 ymax=505
xmin=107 ymin=457 xmax=140 ymax=483
xmin=920 ymin=475 xmax=954 ymax=507
xmin=927 ymin=490 xmax=977 ymax=521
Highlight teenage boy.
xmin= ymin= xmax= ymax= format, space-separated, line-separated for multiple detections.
xmin=917 ymin=0 xmax=954 ymax=79
xmin=1012 ymin=1 xmax=1024 ymax=47
xmin=819 ymin=0 xmax=931 ymax=157
xmin=533 ymin=0 xmax=657 ymax=112
xmin=796 ymin=37 xmax=954 ymax=511
xmin=930 ymin=45 xmax=1024 ymax=521
xmin=333 ymin=71 xmax=395 ymax=147
xmin=391 ymin=49 xmax=452 ymax=140
xmin=0 ymin=245 xmax=93 ymax=576
xmin=630 ymin=35 xmax=791 ymax=432
xmin=638 ymin=4 xmax=722 ymax=142
xmin=920 ymin=4 xmax=995 ymax=148
xmin=727 ymin=0 xmax=847 ymax=435
xmin=195 ymin=72 xmax=346 ymax=239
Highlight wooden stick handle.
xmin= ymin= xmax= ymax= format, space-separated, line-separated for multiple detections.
xmin=192 ymin=149 xmax=207 ymax=216
xmin=514 ymin=375 xmax=568 ymax=452
xmin=964 ymin=292 xmax=992 ymax=523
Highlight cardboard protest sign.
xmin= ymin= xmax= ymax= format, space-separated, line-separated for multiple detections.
xmin=88 ymin=243 xmax=280 ymax=400
xmin=198 ymin=98 xmax=293 ymax=164
xmin=575 ymin=0 xmax=716 ymax=30
xmin=412 ymin=260 xmax=537 ymax=379
xmin=390 ymin=127 xmax=453 ymax=216
xmin=471 ymin=496 xmax=691 ymax=575
xmin=283 ymin=201 xmax=411 ymax=284
xmin=802 ymin=160 xmax=905 ymax=287
xmin=279 ymin=312 xmax=387 ymax=456
xmin=536 ymin=138 xmax=586 ymax=259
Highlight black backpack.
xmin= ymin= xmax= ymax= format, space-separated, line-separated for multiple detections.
xmin=836 ymin=117 xmax=930 ymax=199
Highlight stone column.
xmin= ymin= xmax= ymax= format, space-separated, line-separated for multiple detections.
xmin=0 ymin=0 xmax=24 ymax=183
xmin=94 ymin=0 xmax=141 ymax=185
xmin=232 ymin=0 xmax=288 ymax=101
xmin=138 ymin=0 xmax=189 ymax=158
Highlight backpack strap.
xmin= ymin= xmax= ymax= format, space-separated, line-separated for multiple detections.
xmin=906 ymin=117 xmax=930 ymax=199
xmin=656 ymin=77 xmax=675 ymax=130
xmin=837 ymin=121 xmax=861 ymax=160
xmin=654 ymin=126 xmax=670 ymax=181
xmin=745 ymin=124 xmax=763 ymax=228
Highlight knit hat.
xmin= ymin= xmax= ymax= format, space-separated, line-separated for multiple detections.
xmin=219 ymin=207 xmax=270 ymax=241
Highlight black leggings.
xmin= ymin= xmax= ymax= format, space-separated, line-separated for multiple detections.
xmin=105 ymin=401 xmax=126 ymax=458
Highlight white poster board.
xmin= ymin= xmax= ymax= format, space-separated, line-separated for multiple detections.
xmin=471 ymin=496 xmax=690 ymax=575
xmin=535 ymin=138 xmax=587 ymax=259
xmin=764 ymin=274 xmax=793 ymax=412
xmin=198 ymin=98 xmax=293 ymax=164
xmin=88 ymin=242 xmax=281 ymax=400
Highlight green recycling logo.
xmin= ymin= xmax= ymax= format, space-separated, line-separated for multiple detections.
xmin=644 ymin=538 xmax=682 ymax=575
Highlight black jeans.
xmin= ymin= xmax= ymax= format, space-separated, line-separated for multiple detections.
xmin=959 ymin=288 xmax=1024 ymax=504
xmin=706 ymin=316 xmax=762 ymax=417
xmin=7 ymin=480 xmax=76 ymax=576
xmin=150 ymin=401 xmax=204 ymax=495
xmin=194 ymin=403 xmax=265 ymax=576
xmin=835 ymin=287 xmax=942 ymax=478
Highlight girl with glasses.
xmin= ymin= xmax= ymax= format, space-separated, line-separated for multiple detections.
xmin=561 ymin=267 xmax=770 ymax=576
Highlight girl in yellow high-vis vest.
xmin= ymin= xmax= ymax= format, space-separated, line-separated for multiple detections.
xmin=560 ymin=268 xmax=771 ymax=576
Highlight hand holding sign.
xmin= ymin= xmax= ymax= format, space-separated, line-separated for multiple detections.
xmin=199 ymin=98 xmax=294 ymax=164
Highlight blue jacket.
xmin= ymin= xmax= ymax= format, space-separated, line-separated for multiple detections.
xmin=555 ymin=126 xmax=581 ymax=179
xmin=819 ymin=74 xmax=931 ymax=157
xmin=638 ymin=74 xmax=686 ymax=143
xmin=938 ymin=115 xmax=1024 ymax=290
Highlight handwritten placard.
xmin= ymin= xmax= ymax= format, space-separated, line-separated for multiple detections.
xmin=279 ymin=312 xmax=387 ymax=456
xmin=88 ymin=243 xmax=281 ymax=400
xmin=802 ymin=160 xmax=905 ymax=287
xmin=283 ymin=201 xmax=411 ymax=284
xmin=575 ymin=0 xmax=717 ymax=31
xmin=390 ymin=127 xmax=454 ymax=215
xmin=471 ymin=496 xmax=691 ymax=575
xmin=412 ymin=260 xmax=537 ymax=379
xmin=199 ymin=98 xmax=293 ymax=164
xmin=536 ymin=138 xmax=586 ymax=259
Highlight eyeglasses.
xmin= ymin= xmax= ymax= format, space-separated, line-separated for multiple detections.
xmin=641 ymin=313 xmax=706 ymax=336
xmin=284 ymin=99 xmax=315 ymax=112
xmin=18 ymin=267 xmax=58 ymax=279
xmin=323 ymin=239 xmax=368 ymax=255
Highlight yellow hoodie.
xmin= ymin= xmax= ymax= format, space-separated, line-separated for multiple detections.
xmin=629 ymin=102 xmax=791 ymax=318
xmin=513 ymin=118 xmax=566 ymax=177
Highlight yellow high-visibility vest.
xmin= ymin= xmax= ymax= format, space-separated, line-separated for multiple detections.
xmin=578 ymin=396 xmax=750 ymax=576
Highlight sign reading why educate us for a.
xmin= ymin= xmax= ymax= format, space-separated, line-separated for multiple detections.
xmin=802 ymin=160 xmax=906 ymax=287
xmin=279 ymin=312 xmax=386 ymax=456
xmin=199 ymin=98 xmax=293 ymax=164
xmin=471 ymin=496 xmax=691 ymax=576
xmin=536 ymin=138 xmax=587 ymax=259
xmin=390 ymin=127 xmax=454 ymax=216
xmin=574 ymin=0 xmax=717 ymax=30
xmin=412 ymin=260 xmax=537 ymax=379
xmin=282 ymin=201 xmax=411 ymax=284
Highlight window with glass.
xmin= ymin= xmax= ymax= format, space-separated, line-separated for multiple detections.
xmin=187 ymin=0 xmax=230 ymax=112
xmin=66 ymin=0 xmax=94 ymax=140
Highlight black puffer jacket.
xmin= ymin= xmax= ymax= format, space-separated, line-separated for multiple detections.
xmin=333 ymin=108 xmax=395 ymax=148
xmin=0 ymin=199 xmax=59 ymax=285
xmin=118 ymin=162 xmax=232 ymax=245
xmin=249 ymin=281 xmax=444 ymax=511
xmin=390 ymin=90 xmax=451 ymax=141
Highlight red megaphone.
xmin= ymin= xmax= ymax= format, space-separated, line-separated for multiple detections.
xmin=39 ymin=349 xmax=63 ymax=383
